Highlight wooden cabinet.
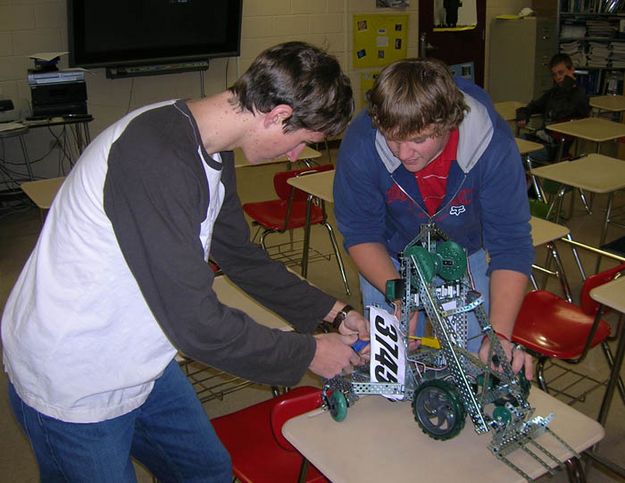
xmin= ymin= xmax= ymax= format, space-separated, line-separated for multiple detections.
xmin=488 ymin=17 xmax=557 ymax=103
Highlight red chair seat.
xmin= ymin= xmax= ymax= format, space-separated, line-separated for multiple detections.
xmin=242 ymin=199 xmax=325 ymax=231
xmin=211 ymin=386 xmax=328 ymax=483
xmin=512 ymin=290 xmax=611 ymax=360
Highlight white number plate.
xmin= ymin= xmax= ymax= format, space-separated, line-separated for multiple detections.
xmin=369 ymin=305 xmax=406 ymax=400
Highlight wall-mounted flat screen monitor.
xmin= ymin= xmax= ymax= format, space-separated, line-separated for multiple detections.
xmin=68 ymin=0 xmax=243 ymax=69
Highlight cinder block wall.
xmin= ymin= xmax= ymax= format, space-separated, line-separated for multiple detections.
xmin=0 ymin=0 xmax=530 ymax=179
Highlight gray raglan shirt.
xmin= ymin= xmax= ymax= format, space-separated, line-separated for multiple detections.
xmin=2 ymin=100 xmax=333 ymax=423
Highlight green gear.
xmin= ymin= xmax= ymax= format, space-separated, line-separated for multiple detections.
xmin=493 ymin=405 xmax=512 ymax=426
xmin=435 ymin=240 xmax=467 ymax=281
xmin=328 ymin=391 xmax=348 ymax=422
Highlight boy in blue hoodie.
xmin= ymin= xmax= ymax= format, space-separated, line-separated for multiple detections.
xmin=334 ymin=58 xmax=533 ymax=376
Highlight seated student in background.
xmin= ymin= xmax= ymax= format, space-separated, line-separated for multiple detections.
xmin=333 ymin=58 xmax=534 ymax=381
xmin=515 ymin=53 xmax=590 ymax=161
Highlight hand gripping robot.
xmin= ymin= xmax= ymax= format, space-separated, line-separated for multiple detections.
xmin=322 ymin=223 xmax=578 ymax=480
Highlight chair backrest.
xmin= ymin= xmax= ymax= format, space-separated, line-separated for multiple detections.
xmin=273 ymin=164 xmax=334 ymax=202
xmin=579 ymin=262 xmax=625 ymax=315
xmin=270 ymin=386 xmax=323 ymax=451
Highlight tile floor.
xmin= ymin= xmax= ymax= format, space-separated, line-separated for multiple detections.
xmin=1 ymin=151 xmax=624 ymax=481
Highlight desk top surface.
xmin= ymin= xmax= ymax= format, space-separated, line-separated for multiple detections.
xmin=233 ymin=146 xmax=321 ymax=168
xmin=589 ymin=95 xmax=625 ymax=112
xmin=531 ymin=154 xmax=625 ymax=193
xmin=494 ymin=101 xmax=524 ymax=121
xmin=212 ymin=275 xmax=291 ymax=331
xmin=286 ymin=169 xmax=335 ymax=203
xmin=20 ymin=176 xmax=66 ymax=209
xmin=530 ymin=216 xmax=569 ymax=246
xmin=590 ymin=275 xmax=625 ymax=313
xmin=283 ymin=388 xmax=604 ymax=483
xmin=515 ymin=137 xmax=543 ymax=155
xmin=547 ymin=117 xmax=625 ymax=142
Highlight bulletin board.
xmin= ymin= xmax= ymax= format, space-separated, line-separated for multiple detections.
xmin=353 ymin=14 xmax=408 ymax=68
xmin=360 ymin=71 xmax=381 ymax=107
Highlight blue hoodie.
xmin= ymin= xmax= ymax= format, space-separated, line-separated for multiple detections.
xmin=333 ymin=77 xmax=534 ymax=277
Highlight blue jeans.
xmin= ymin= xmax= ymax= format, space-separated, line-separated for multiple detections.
xmin=8 ymin=359 xmax=231 ymax=483
xmin=360 ymin=249 xmax=490 ymax=353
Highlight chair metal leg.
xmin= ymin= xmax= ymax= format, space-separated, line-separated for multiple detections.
xmin=597 ymin=309 xmax=625 ymax=426
xmin=595 ymin=192 xmax=614 ymax=274
xmin=600 ymin=340 xmax=625 ymax=405
xmin=260 ymin=229 xmax=274 ymax=251
xmin=577 ymin=189 xmax=592 ymax=215
xmin=536 ymin=357 xmax=549 ymax=393
xmin=323 ymin=221 xmax=351 ymax=295
xmin=297 ymin=458 xmax=310 ymax=483
xmin=548 ymin=242 xmax=573 ymax=303
xmin=300 ymin=196 xmax=313 ymax=278
xmin=565 ymin=456 xmax=586 ymax=483
xmin=529 ymin=272 xmax=539 ymax=290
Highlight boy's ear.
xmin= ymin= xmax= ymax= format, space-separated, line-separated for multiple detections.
xmin=263 ymin=104 xmax=293 ymax=128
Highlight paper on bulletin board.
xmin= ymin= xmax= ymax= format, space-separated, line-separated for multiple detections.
xmin=353 ymin=14 xmax=408 ymax=68
xmin=360 ymin=71 xmax=381 ymax=107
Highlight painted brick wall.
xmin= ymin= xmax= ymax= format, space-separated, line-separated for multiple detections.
xmin=0 ymin=0 xmax=534 ymax=179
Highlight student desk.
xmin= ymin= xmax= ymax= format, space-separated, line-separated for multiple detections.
xmin=590 ymin=275 xmax=625 ymax=427
xmin=285 ymin=169 xmax=339 ymax=278
xmin=494 ymin=101 xmax=524 ymax=121
xmin=530 ymin=216 xmax=572 ymax=301
xmin=212 ymin=274 xmax=291 ymax=331
xmin=180 ymin=274 xmax=293 ymax=402
xmin=531 ymin=154 xmax=625 ymax=271
xmin=588 ymin=275 xmax=625 ymax=478
xmin=546 ymin=117 xmax=625 ymax=154
xmin=589 ymin=95 xmax=625 ymax=114
xmin=516 ymin=137 xmax=544 ymax=156
xmin=20 ymin=176 xmax=66 ymax=209
xmin=233 ymin=146 xmax=322 ymax=168
xmin=283 ymin=388 xmax=604 ymax=483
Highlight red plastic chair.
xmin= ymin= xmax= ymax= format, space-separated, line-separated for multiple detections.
xmin=242 ymin=164 xmax=350 ymax=294
xmin=211 ymin=386 xmax=328 ymax=483
xmin=512 ymin=263 xmax=625 ymax=397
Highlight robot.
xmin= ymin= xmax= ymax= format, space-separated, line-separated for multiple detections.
xmin=322 ymin=223 xmax=577 ymax=480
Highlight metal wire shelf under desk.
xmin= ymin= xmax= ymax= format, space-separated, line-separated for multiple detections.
xmin=542 ymin=360 xmax=606 ymax=406
xmin=264 ymin=239 xmax=333 ymax=269
xmin=178 ymin=356 xmax=255 ymax=403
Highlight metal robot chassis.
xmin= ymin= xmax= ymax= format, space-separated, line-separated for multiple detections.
xmin=322 ymin=223 xmax=578 ymax=481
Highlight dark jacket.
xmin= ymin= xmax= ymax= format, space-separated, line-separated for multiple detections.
xmin=515 ymin=76 xmax=590 ymax=126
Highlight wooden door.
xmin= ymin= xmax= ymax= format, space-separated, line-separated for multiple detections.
xmin=418 ymin=0 xmax=486 ymax=87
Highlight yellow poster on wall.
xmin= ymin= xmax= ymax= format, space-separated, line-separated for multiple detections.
xmin=353 ymin=14 xmax=408 ymax=68
xmin=360 ymin=71 xmax=381 ymax=107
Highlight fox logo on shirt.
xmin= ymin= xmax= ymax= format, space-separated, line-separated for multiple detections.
xmin=450 ymin=205 xmax=466 ymax=216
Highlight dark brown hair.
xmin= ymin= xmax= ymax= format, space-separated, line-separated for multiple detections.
xmin=549 ymin=53 xmax=573 ymax=70
xmin=368 ymin=58 xmax=467 ymax=139
xmin=229 ymin=41 xmax=354 ymax=138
